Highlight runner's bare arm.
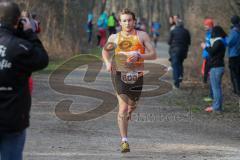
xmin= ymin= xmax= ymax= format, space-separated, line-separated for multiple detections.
xmin=102 ymin=34 xmax=116 ymax=72
xmin=139 ymin=32 xmax=157 ymax=60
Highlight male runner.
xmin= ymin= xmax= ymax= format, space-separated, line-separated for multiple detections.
xmin=102 ymin=8 xmax=156 ymax=153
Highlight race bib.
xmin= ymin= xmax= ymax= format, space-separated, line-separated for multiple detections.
xmin=121 ymin=71 xmax=140 ymax=84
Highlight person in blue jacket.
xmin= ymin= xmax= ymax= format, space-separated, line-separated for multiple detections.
xmin=97 ymin=12 xmax=108 ymax=47
xmin=201 ymin=18 xmax=214 ymax=102
xmin=227 ymin=15 xmax=240 ymax=96
xmin=87 ymin=11 xmax=93 ymax=44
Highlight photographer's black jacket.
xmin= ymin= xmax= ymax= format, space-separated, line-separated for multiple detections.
xmin=0 ymin=26 xmax=48 ymax=133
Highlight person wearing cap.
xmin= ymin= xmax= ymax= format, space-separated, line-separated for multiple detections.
xmin=201 ymin=18 xmax=214 ymax=102
xmin=0 ymin=1 xmax=48 ymax=160
xmin=227 ymin=15 xmax=240 ymax=96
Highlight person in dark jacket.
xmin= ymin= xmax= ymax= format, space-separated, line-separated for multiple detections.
xmin=227 ymin=15 xmax=240 ymax=96
xmin=168 ymin=20 xmax=191 ymax=88
xmin=0 ymin=2 xmax=48 ymax=160
xmin=201 ymin=26 xmax=227 ymax=112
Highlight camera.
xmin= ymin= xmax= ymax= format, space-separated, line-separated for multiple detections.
xmin=17 ymin=18 xmax=26 ymax=31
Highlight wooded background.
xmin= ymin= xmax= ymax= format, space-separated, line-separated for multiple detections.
xmin=14 ymin=0 xmax=240 ymax=58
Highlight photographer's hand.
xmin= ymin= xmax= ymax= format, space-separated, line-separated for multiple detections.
xmin=21 ymin=17 xmax=32 ymax=31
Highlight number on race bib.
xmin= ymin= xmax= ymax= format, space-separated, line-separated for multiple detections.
xmin=121 ymin=71 xmax=139 ymax=84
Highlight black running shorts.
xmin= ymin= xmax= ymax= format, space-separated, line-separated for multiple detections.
xmin=112 ymin=71 xmax=143 ymax=101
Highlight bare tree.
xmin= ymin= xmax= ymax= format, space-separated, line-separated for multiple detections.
xmin=101 ymin=0 xmax=107 ymax=13
xmin=229 ymin=0 xmax=240 ymax=16
xmin=165 ymin=0 xmax=172 ymax=17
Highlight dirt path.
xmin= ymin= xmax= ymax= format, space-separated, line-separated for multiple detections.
xmin=24 ymin=42 xmax=240 ymax=160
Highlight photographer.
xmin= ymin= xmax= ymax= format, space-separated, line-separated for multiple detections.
xmin=0 ymin=2 xmax=48 ymax=160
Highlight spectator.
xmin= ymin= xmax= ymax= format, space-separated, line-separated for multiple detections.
xmin=0 ymin=2 xmax=48 ymax=160
xmin=97 ymin=11 xmax=108 ymax=47
xmin=107 ymin=12 xmax=117 ymax=35
xmin=151 ymin=21 xmax=161 ymax=48
xmin=87 ymin=11 xmax=93 ymax=44
xmin=227 ymin=15 xmax=240 ymax=96
xmin=202 ymin=18 xmax=214 ymax=102
xmin=168 ymin=20 xmax=191 ymax=88
xmin=201 ymin=26 xmax=227 ymax=112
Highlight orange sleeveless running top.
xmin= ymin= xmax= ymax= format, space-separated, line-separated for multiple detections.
xmin=114 ymin=30 xmax=145 ymax=72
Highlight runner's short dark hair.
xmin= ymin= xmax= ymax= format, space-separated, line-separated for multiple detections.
xmin=119 ymin=8 xmax=136 ymax=21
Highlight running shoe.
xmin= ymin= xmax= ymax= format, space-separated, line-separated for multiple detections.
xmin=120 ymin=141 xmax=130 ymax=153
xmin=203 ymin=97 xmax=213 ymax=102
